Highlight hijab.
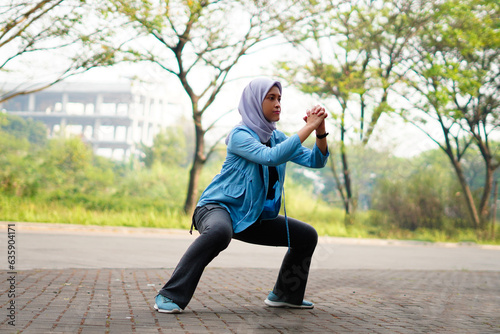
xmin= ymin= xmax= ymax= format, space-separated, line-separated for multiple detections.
xmin=226 ymin=78 xmax=282 ymax=144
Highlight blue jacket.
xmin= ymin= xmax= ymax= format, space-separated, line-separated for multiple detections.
xmin=197 ymin=125 xmax=329 ymax=233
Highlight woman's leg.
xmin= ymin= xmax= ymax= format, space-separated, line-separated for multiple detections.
xmin=158 ymin=205 xmax=233 ymax=309
xmin=233 ymin=216 xmax=318 ymax=305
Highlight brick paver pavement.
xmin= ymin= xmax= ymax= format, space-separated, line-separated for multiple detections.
xmin=1 ymin=267 xmax=499 ymax=333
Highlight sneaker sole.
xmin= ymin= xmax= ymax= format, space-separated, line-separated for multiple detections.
xmin=264 ymin=298 xmax=314 ymax=309
xmin=154 ymin=303 xmax=182 ymax=314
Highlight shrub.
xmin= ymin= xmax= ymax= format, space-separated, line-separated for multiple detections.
xmin=372 ymin=169 xmax=446 ymax=230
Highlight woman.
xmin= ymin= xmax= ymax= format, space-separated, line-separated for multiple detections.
xmin=155 ymin=77 xmax=329 ymax=313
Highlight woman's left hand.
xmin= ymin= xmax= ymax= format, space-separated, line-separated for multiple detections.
xmin=303 ymin=105 xmax=327 ymax=132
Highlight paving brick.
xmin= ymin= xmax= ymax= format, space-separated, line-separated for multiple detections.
xmin=1 ymin=268 xmax=500 ymax=333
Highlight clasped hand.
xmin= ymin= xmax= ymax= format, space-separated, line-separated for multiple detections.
xmin=303 ymin=105 xmax=327 ymax=131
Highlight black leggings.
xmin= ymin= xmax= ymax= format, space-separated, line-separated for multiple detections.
xmin=158 ymin=204 xmax=318 ymax=309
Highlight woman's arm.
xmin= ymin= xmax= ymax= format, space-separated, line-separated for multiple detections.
xmin=303 ymin=105 xmax=328 ymax=155
xmin=314 ymin=119 xmax=328 ymax=156
xmin=228 ymin=129 xmax=303 ymax=166
xmin=228 ymin=106 xmax=328 ymax=166
xmin=297 ymin=106 xmax=327 ymax=144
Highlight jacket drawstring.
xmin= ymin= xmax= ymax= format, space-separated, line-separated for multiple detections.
xmin=189 ymin=210 xmax=196 ymax=235
xmin=282 ymin=185 xmax=291 ymax=253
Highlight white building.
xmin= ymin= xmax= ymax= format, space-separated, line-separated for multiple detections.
xmin=1 ymin=81 xmax=182 ymax=160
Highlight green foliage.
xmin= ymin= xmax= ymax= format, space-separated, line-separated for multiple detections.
xmin=0 ymin=113 xmax=47 ymax=145
xmin=370 ymin=148 xmax=476 ymax=230
xmin=277 ymin=0 xmax=424 ymax=143
xmin=0 ymin=113 xmax=117 ymax=197
xmin=372 ymin=175 xmax=446 ymax=230
xmin=141 ymin=127 xmax=190 ymax=168
xmin=0 ymin=132 xmax=37 ymax=196
xmin=408 ymin=0 xmax=499 ymax=131
xmin=403 ymin=0 xmax=500 ymax=228
xmin=0 ymin=115 xmax=48 ymax=196
xmin=276 ymin=0 xmax=431 ymax=220
xmin=39 ymin=137 xmax=110 ymax=195
xmin=115 ymin=163 xmax=188 ymax=205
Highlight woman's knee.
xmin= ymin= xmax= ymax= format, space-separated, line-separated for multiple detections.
xmin=300 ymin=224 xmax=318 ymax=251
xmin=304 ymin=224 xmax=318 ymax=247
xmin=195 ymin=206 xmax=233 ymax=251
xmin=202 ymin=222 xmax=233 ymax=251
xmin=289 ymin=219 xmax=318 ymax=249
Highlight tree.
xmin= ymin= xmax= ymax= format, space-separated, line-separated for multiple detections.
xmin=0 ymin=0 xmax=132 ymax=104
xmin=0 ymin=113 xmax=47 ymax=145
xmin=0 ymin=114 xmax=107 ymax=196
xmin=277 ymin=0 xmax=427 ymax=220
xmin=106 ymin=0 xmax=302 ymax=213
xmin=0 ymin=127 xmax=34 ymax=196
xmin=401 ymin=0 xmax=500 ymax=231
xmin=141 ymin=126 xmax=191 ymax=168
xmin=37 ymin=136 xmax=116 ymax=195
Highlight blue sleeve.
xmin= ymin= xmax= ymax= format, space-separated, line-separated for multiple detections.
xmin=228 ymin=129 xmax=303 ymax=166
xmin=290 ymin=143 xmax=330 ymax=168
xmin=272 ymin=131 xmax=329 ymax=168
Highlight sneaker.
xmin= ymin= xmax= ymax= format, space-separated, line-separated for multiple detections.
xmin=154 ymin=294 xmax=182 ymax=314
xmin=264 ymin=291 xmax=314 ymax=309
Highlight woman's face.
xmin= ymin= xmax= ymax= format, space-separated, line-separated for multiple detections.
xmin=262 ymin=85 xmax=281 ymax=122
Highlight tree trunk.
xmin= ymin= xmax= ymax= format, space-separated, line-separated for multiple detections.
xmin=183 ymin=114 xmax=205 ymax=214
xmin=449 ymin=157 xmax=481 ymax=229
xmin=341 ymin=143 xmax=352 ymax=215
xmin=479 ymin=164 xmax=495 ymax=229
xmin=491 ymin=180 xmax=498 ymax=239
xmin=475 ymin=135 xmax=499 ymax=229
xmin=328 ymin=157 xmax=347 ymax=210
xmin=339 ymin=110 xmax=353 ymax=216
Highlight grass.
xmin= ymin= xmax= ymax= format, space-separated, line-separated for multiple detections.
xmin=0 ymin=195 xmax=192 ymax=229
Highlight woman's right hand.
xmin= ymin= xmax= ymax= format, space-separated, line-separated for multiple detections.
xmin=304 ymin=105 xmax=327 ymax=129
xmin=297 ymin=105 xmax=328 ymax=143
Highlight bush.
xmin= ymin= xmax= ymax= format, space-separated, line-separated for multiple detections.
xmin=372 ymin=169 xmax=446 ymax=230
xmin=0 ymin=132 xmax=41 ymax=196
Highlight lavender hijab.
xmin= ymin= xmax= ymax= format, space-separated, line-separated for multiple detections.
xmin=226 ymin=78 xmax=282 ymax=144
